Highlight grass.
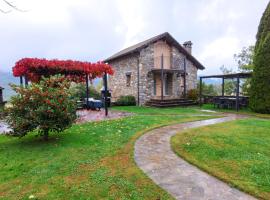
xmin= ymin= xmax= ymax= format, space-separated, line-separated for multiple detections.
xmin=0 ymin=106 xmax=215 ymax=200
xmin=171 ymin=118 xmax=270 ymax=200
xmin=112 ymin=106 xmax=208 ymax=115
xmin=201 ymin=104 xmax=270 ymax=119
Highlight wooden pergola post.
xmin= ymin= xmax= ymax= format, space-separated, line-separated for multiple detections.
xmin=199 ymin=77 xmax=202 ymax=107
xmin=236 ymin=76 xmax=240 ymax=111
xmin=86 ymin=74 xmax=89 ymax=110
xmin=161 ymin=54 xmax=164 ymax=100
xmin=222 ymin=77 xmax=225 ymax=97
xmin=20 ymin=76 xmax=23 ymax=87
xmin=103 ymin=73 xmax=108 ymax=116
xmin=24 ymin=76 xmax=28 ymax=87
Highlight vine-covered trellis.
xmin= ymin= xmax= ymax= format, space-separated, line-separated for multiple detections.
xmin=12 ymin=58 xmax=114 ymax=115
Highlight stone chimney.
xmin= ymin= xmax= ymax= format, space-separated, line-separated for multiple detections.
xmin=183 ymin=41 xmax=193 ymax=54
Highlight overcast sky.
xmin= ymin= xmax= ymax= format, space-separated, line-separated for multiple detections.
xmin=0 ymin=0 xmax=268 ymax=75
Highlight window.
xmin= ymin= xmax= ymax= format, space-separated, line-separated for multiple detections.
xmin=126 ymin=72 xmax=131 ymax=87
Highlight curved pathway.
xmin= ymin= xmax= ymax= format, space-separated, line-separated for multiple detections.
xmin=134 ymin=114 xmax=256 ymax=200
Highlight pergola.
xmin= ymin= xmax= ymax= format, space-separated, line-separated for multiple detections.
xmin=199 ymin=72 xmax=252 ymax=111
xmin=12 ymin=58 xmax=114 ymax=116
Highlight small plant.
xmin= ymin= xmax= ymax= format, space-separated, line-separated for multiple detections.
xmin=115 ymin=95 xmax=136 ymax=106
xmin=6 ymin=75 xmax=77 ymax=140
xmin=187 ymin=89 xmax=198 ymax=101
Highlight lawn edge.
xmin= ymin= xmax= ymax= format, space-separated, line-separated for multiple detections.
xmin=125 ymin=115 xmax=221 ymax=199
xmin=170 ymin=119 xmax=264 ymax=200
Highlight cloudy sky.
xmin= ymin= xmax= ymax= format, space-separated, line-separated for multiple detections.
xmin=0 ymin=0 xmax=268 ymax=75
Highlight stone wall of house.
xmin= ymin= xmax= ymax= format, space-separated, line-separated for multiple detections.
xmin=186 ymin=60 xmax=198 ymax=91
xmin=171 ymin=46 xmax=198 ymax=93
xmin=108 ymin=55 xmax=139 ymax=103
xmin=108 ymin=41 xmax=199 ymax=106
xmin=171 ymin=46 xmax=185 ymax=96
xmin=138 ymin=44 xmax=154 ymax=105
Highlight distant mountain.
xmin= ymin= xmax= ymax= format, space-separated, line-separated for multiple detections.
xmin=203 ymin=78 xmax=222 ymax=85
xmin=0 ymin=71 xmax=19 ymax=101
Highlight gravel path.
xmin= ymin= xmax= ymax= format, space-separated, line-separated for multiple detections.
xmin=134 ymin=114 xmax=256 ymax=200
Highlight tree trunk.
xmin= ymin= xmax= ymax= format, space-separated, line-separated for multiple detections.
xmin=43 ymin=130 xmax=49 ymax=141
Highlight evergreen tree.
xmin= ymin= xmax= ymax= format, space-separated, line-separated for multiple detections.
xmin=250 ymin=2 xmax=270 ymax=113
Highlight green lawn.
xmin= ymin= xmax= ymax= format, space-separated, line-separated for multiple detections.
xmin=112 ymin=106 xmax=208 ymax=115
xmin=0 ymin=106 xmax=214 ymax=200
xmin=171 ymin=118 xmax=270 ymax=200
xmin=201 ymin=104 xmax=270 ymax=119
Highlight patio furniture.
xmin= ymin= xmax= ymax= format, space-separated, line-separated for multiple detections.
xmin=84 ymin=98 xmax=103 ymax=110
xmin=199 ymin=73 xmax=252 ymax=111
xmin=212 ymin=96 xmax=249 ymax=110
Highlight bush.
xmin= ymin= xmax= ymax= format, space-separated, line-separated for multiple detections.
xmin=70 ymin=83 xmax=101 ymax=100
xmin=250 ymin=2 xmax=270 ymax=113
xmin=187 ymin=89 xmax=198 ymax=101
xmin=6 ymin=75 xmax=77 ymax=140
xmin=115 ymin=95 xmax=136 ymax=106
xmin=0 ymin=106 xmax=6 ymax=120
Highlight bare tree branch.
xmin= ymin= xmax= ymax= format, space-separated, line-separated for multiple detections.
xmin=0 ymin=8 xmax=11 ymax=13
xmin=1 ymin=0 xmax=27 ymax=13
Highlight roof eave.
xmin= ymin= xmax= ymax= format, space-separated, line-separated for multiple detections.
xmin=104 ymin=32 xmax=205 ymax=70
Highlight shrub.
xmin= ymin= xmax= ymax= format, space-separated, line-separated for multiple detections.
xmin=250 ymin=2 xmax=270 ymax=113
xmin=0 ymin=106 xmax=6 ymax=120
xmin=115 ymin=95 xmax=136 ymax=106
xmin=187 ymin=89 xmax=198 ymax=101
xmin=70 ymin=83 xmax=101 ymax=100
xmin=6 ymin=75 xmax=77 ymax=140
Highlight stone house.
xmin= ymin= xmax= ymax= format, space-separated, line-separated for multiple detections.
xmin=104 ymin=32 xmax=205 ymax=106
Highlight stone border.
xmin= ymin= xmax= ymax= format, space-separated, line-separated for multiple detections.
xmin=134 ymin=114 xmax=256 ymax=200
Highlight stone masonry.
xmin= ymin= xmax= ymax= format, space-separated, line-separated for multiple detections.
xmin=108 ymin=40 xmax=199 ymax=106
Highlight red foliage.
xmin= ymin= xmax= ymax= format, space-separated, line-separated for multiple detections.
xmin=12 ymin=58 xmax=114 ymax=82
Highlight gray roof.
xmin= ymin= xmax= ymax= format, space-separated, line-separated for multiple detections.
xmin=104 ymin=32 xmax=205 ymax=70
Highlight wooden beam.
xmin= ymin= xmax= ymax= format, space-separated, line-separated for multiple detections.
xmin=199 ymin=77 xmax=202 ymax=107
xmin=161 ymin=54 xmax=164 ymax=100
xmin=104 ymin=73 xmax=108 ymax=116
xmin=222 ymin=77 xmax=225 ymax=97
xmin=236 ymin=76 xmax=240 ymax=111
xmin=24 ymin=76 xmax=28 ymax=87
xmin=86 ymin=74 xmax=89 ymax=110
xmin=20 ymin=76 xmax=23 ymax=86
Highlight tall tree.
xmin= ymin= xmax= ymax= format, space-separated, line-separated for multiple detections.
xmin=250 ymin=2 xmax=270 ymax=113
xmin=234 ymin=46 xmax=255 ymax=72
xmin=234 ymin=46 xmax=255 ymax=95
